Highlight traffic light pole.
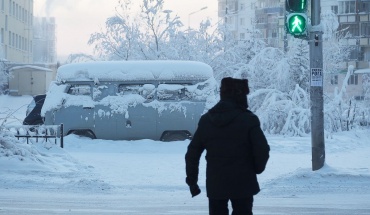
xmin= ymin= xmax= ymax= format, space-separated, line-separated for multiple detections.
xmin=309 ymin=0 xmax=325 ymax=171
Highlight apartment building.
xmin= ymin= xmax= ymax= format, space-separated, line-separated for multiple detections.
xmin=218 ymin=0 xmax=256 ymax=40
xmin=33 ymin=17 xmax=57 ymax=63
xmin=0 ymin=0 xmax=33 ymax=63
xmin=218 ymin=0 xmax=284 ymax=46
xmin=322 ymin=0 xmax=370 ymax=100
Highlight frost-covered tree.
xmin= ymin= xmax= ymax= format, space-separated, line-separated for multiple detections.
xmin=0 ymin=59 xmax=8 ymax=95
xmin=0 ymin=39 xmax=8 ymax=94
xmin=245 ymin=46 xmax=310 ymax=136
xmin=320 ymin=10 xmax=360 ymax=133
xmin=89 ymin=0 xmax=143 ymax=60
xmin=286 ymin=38 xmax=310 ymax=92
xmin=212 ymin=27 xmax=266 ymax=80
xmin=360 ymin=74 xmax=370 ymax=126
xmin=89 ymin=0 xmax=184 ymax=60
xmin=321 ymin=10 xmax=353 ymax=77
xmin=65 ymin=53 xmax=96 ymax=63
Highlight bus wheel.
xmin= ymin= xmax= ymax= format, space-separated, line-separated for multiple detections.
xmin=70 ymin=130 xmax=96 ymax=139
xmin=161 ymin=131 xmax=191 ymax=142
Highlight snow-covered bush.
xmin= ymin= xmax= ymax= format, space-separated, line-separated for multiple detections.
xmin=0 ymin=60 xmax=8 ymax=95
xmin=324 ymin=66 xmax=370 ymax=132
xmin=249 ymin=85 xmax=310 ymax=136
xmin=0 ymin=131 xmax=42 ymax=161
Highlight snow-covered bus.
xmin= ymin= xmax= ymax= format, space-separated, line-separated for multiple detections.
xmin=42 ymin=61 xmax=217 ymax=141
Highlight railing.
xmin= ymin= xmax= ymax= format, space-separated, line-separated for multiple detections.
xmin=1 ymin=124 xmax=64 ymax=148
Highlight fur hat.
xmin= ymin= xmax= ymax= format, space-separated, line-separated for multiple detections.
xmin=220 ymin=77 xmax=249 ymax=97
xmin=220 ymin=77 xmax=250 ymax=108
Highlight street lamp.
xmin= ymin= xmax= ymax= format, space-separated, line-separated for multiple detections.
xmin=188 ymin=6 xmax=208 ymax=30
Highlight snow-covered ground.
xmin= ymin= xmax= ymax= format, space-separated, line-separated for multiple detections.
xmin=1 ymin=95 xmax=370 ymax=214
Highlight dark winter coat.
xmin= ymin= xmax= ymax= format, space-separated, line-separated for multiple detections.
xmin=185 ymin=99 xmax=270 ymax=199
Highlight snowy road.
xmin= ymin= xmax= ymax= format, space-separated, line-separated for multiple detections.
xmin=1 ymin=97 xmax=370 ymax=215
xmin=2 ymin=132 xmax=370 ymax=215
xmin=1 ymin=190 xmax=370 ymax=214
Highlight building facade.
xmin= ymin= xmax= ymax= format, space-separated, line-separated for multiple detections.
xmin=33 ymin=17 xmax=57 ymax=63
xmin=322 ymin=0 xmax=370 ymax=101
xmin=218 ymin=0 xmax=256 ymax=40
xmin=0 ymin=0 xmax=33 ymax=63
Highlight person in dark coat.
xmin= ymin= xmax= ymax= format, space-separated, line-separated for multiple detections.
xmin=185 ymin=77 xmax=270 ymax=215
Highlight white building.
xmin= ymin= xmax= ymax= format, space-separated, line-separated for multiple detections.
xmin=218 ymin=0 xmax=256 ymax=40
xmin=33 ymin=17 xmax=57 ymax=63
xmin=0 ymin=0 xmax=34 ymax=63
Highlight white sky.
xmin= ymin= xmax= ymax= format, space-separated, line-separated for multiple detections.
xmin=33 ymin=0 xmax=219 ymax=61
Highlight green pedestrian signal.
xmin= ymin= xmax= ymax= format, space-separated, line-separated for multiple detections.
xmin=286 ymin=14 xmax=307 ymax=34
xmin=285 ymin=0 xmax=308 ymax=37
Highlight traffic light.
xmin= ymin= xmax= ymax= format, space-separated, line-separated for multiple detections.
xmin=285 ymin=0 xmax=308 ymax=37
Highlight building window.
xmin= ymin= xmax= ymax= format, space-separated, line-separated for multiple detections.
xmin=240 ymin=18 xmax=245 ymax=26
xmin=240 ymin=3 xmax=245 ymax=11
xmin=348 ymin=74 xmax=358 ymax=85
xmin=331 ymin=75 xmax=338 ymax=85
xmin=331 ymin=5 xmax=338 ymax=14
xmin=0 ymin=28 xmax=3 ymax=44
xmin=339 ymin=1 xmax=356 ymax=14
xmin=4 ymin=15 xmax=7 ymax=31
xmin=25 ymin=10 xmax=28 ymax=24
xmin=1 ymin=0 xmax=4 ymax=11
xmin=339 ymin=24 xmax=359 ymax=36
xmin=355 ymin=96 xmax=365 ymax=101
xmin=240 ymin=33 xmax=245 ymax=40
xmin=8 ymin=0 xmax=11 ymax=14
xmin=251 ymin=2 xmax=256 ymax=9
xmin=361 ymin=22 xmax=370 ymax=37
xmin=349 ymin=49 xmax=359 ymax=60
xmin=271 ymin=29 xmax=277 ymax=38
xmin=359 ymin=2 xmax=370 ymax=13
xmin=8 ymin=31 xmax=10 ymax=46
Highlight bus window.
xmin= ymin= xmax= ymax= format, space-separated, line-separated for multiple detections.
xmin=157 ymin=84 xmax=191 ymax=101
xmin=67 ymin=85 xmax=91 ymax=96
xmin=118 ymin=84 xmax=156 ymax=101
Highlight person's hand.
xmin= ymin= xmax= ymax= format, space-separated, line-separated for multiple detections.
xmin=189 ymin=184 xmax=201 ymax=197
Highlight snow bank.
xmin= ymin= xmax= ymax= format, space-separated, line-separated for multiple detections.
xmin=0 ymin=131 xmax=110 ymax=191
xmin=0 ymin=131 xmax=77 ymax=171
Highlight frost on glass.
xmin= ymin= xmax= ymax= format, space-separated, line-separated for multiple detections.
xmin=157 ymin=80 xmax=216 ymax=102
xmin=67 ymin=85 xmax=91 ymax=96
xmin=118 ymin=84 xmax=156 ymax=101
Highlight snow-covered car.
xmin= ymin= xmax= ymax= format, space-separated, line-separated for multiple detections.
xmin=42 ymin=61 xmax=217 ymax=141
xmin=23 ymin=94 xmax=46 ymax=125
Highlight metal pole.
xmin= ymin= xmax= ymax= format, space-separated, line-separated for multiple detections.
xmin=309 ymin=0 xmax=325 ymax=171
xmin=60 ymin=123 xmax=64 ymax=148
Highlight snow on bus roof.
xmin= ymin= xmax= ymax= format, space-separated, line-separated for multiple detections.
xmin=56 ymin=61 xmax=213 ymax=82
